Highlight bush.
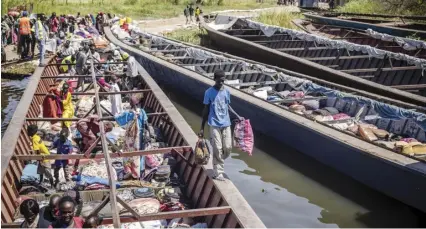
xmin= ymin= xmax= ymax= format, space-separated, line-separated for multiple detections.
xmin=124 ymin=0 xmax=138 ymax=5
xmin=255 ymin=10 xmax=303 ymax=29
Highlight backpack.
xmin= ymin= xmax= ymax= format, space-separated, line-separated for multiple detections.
xmin=194 ymin=138 xmax=211 ymax=165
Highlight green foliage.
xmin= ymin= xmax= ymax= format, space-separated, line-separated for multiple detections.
xmin=164 ymin=27 xmax=206 ymax=45
xmin=337 ymin=0 xmax=426 ymax=15
xmin=255 ymin=10 xmax=303 ymax=29
xmin=124 ymin=0 xmax=138 ymax=5
xmin=2 ymin=0 xmax=277 ymax=19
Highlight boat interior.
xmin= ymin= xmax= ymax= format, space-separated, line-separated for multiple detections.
xmin=111 ymin=27 xmax=426 ymax=163
xmin=1 ymin=50 xmax=242 ymax=228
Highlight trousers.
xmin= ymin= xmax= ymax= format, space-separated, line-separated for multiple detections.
xmin=54 ymin=164 xmax=70 ymax=183
xmin=38 ymin=40 xmax=45 ymax=65
xmin=19 ymin=34 xmax=30 ymax=58
xmin=209 ymin=126 xmax=232 ymax=176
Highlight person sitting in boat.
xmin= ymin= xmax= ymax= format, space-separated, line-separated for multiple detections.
xmin=199 ymin=69 xmax=240 ymax=181
xmin=50 ymin=128 xmax=72 ymax=186
xmin=60 ymin=54 xmax=76 ymax=74
xmin=19 ymin=199 xmax=40 ymax=228
xmin=49 ymin=196 xmax=84 ymax=228
xmin=87 ymin=43 xmax=101 ymax=63
xmin=58 ymin=40 xmax=75 ymax=58
xmin=60 ymin=83 xmax=74 ymax=129
xmin=27 ymin=124 xmax=54 ymax=187
xmin=38 ymin=194 xmax=61 ymax=228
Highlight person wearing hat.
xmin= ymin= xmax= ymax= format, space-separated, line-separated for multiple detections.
xmin=122 ymin=51 xmax=138 ymax=90
xmin=60 ymin=83 xmax=74 ymax=128
xmin=19 ymin=11 xmax=31 ymax=59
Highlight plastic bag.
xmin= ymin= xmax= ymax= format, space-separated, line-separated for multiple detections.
xmin=194 ymin=139 xmax=211 ymax=165
xmin=233 ymin=119 xmax=254 ymax=156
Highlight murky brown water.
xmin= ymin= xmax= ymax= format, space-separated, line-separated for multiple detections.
xmin=1 ymin=78 xmax=424 ymax=227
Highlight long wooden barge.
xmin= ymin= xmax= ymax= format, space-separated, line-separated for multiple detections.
xmin=0 ymin=52 xmax=264 ymax=227
xmin=203 ymin=16 xmax=426 ymax=104
xmin=104 ymin=26 xmax=426 ymax=214
xmin=304 ymin=13 xmax=426 ymax=39
xmin=292 ymin=18 xmax=426 ymax=59
xmin=204 ymin=16 xmax=426 ymax=102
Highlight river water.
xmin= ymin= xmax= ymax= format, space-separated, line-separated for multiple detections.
xmin=1 ymin=78 xmax=423 ymax=227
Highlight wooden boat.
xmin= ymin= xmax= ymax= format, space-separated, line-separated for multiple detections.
xmin=292 ymin=18 xmax=426 ymax=59
xmin=104 ymin=26 xmax=426 ymax=214
xmin=202 ymin=16 xmax=426 ymax=104
xmin=0 ymin=53 xmax=264 ymax=228
xmin=304 ymin=13 xmax=426 ymax=39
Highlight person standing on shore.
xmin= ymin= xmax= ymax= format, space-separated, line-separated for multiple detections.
xmin=189 ymin=5 xmax=194 ymax=23
xmin=199 ymin=70 xmax=239 ymax=181
xmin=34 ymin=14 xmax=47 ymax=66
xmin=19 ymin=11 xmax=31 ymax=59
xmin=184 ymin=6 xmax=190 ymax=25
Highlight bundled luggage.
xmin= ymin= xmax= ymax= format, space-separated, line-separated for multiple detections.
xmin=194 ymin=138 xmax=211 ymax=165
xmin=233 ymin=118 xmax=254 ymax=156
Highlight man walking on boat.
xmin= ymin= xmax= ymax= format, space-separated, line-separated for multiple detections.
xmin=199 ymin=70 xmax=238 ymax=181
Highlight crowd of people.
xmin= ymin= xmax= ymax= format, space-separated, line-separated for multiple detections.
xmin=1 ymin=10 xmax=108 ymax=66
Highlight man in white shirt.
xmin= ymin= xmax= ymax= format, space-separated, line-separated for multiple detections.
xmin=121 ymin=51 xmax=138 ymax=89
xmin=58 ymin=40 xmax=75 ymax=58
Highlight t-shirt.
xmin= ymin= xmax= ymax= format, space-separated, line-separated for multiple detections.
xmin=31 ymin=134 xmax=50 ymax=163
xmin=203 ymin=86 xmax=231 ymax=128
xmin=126 ymin=56 xmax=138 ymax=78
xmin=52 ymin=139 xmax=73 ymax=167
xmin=48 ymin=217 xmax=84 ymax=228
xmin=38 ymin=206 xmax=55 ymax=228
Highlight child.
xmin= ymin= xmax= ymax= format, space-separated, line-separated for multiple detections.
xmin=83 ymin=215 xmax=102 ymax=228
xmin=27 ymin=124 xmax=54 ymax=187
xmin=50 ymin=128 xmax=72 ymax=185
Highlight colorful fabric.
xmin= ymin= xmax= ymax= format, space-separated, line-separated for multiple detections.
xmin=62 ymin=92 xmax=75 ymax=128
xmin=233 ymin=119 xmax=254 ymax=156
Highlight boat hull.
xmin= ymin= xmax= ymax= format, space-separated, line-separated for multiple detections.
xmin=305 ymin=14 xmax=426 ymax=39
xmin=203 ymin=22 xmax=426 ymax=106
xmin=105 ymin=28 xmax=426 ymax=214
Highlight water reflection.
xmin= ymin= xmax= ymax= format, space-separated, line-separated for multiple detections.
xmin=1 ymin=77 xmax=30 ymax=136
xmin=160 ymin=84 xmax=423 ymax=228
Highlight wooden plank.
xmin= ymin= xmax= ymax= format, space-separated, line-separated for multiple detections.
xmin=99 ymin=206 xmax=231 ymax=224
xmin=341 ymin=66 xmax=420 ymax=73
xmin=25 ymin=112 xmax=167 ymax=121
xmin=391 ymin=84 xmax=426 ymax=90
xmin=34 ymin=89 xmax=152 ymax=96
xmin=116 ymin=196 xmax=140 ymax=219
xmin=180 ymin=62 xmax=234 ymax=67
xmin=205 ymin=70 xmax=262 ymax=78
xmin=304 ymin=55 xmax=370 ymax=61
xmin=148 ymin=49 xmax=186 ymax=53
xmin=13 ymin=146 xmax=192 ymax=160
xmin=87 ymin=195 xmax=110 ymax=217
xmin=88 ymin=56 xmax=120 ymax=228
xmin=227 ymin=80 xmax=279 ymax=87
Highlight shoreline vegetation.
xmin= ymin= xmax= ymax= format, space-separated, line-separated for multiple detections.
xmin=2 ymin=0 xmax=278 ymax=19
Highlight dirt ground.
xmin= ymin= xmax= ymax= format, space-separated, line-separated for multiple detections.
xmin=137 ymin=5 xmax=300 ymax=35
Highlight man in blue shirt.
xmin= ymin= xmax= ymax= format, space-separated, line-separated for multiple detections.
xmin=51 ymin=128 xmax=73 ymax=185
xmin=199 ymin=70 xmax=238 ymax=181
